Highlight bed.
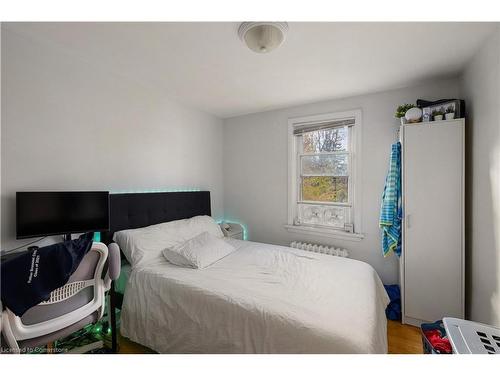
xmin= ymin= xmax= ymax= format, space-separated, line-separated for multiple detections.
xmin=103 ymin=191 xmax=389 ymax=354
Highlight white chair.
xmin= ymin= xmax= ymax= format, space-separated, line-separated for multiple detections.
xmin=1 ymin=242 xmax=120 ymax=353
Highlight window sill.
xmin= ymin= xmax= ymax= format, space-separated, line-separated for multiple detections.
xmin=283 ymin=224 xmax=364 ymax=242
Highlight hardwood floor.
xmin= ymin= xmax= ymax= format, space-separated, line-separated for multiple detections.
xmin=387 ymin=320 xmax=423 ymax=354
xmin=116 ymin=320 xmax=423 ymax=354
xmin=117 ymin=333 xmax=154 ymax=354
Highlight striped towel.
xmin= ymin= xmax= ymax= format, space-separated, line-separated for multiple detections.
xmin=380 ymin=142 xmax=402 ymax=257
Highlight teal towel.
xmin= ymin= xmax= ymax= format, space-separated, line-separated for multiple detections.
xmin=380 ymin=142 xmax=402 ymax=257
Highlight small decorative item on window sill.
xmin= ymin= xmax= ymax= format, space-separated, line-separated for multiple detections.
xmin=344 ymin=223 xmax=354 ymax=233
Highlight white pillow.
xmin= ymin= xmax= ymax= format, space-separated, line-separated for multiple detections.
xmin=162 ymin=231 xmax=235 ymax=269
xmin=113 ymin=215 xmax=224 ymax=267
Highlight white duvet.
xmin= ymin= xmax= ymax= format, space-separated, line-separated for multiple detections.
xmin=120 ymin=239 xmax=390 ymax=353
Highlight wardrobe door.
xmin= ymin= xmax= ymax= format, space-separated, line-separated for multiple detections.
xmin=404 ymin=121 xmax=463 ymax=323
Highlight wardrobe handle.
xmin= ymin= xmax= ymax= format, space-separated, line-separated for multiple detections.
xmin=406 ymin=214 xmax=411 ymax=229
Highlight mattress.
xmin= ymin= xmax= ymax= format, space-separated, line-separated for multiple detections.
xmin=120 ymin=239 xmax=390 ymax=353
xmin=115 ymin=262 xmax=132 ymax=295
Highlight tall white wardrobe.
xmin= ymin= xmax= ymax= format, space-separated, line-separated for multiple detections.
xmin=400 ymin=119 xmax=465 ymax=327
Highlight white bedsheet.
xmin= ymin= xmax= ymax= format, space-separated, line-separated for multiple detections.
xmin=120 ymin=239 xmax=390 ymax=353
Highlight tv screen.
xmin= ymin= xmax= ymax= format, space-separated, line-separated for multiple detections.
xmin=16 ymin=191 xmax=110 ymax=239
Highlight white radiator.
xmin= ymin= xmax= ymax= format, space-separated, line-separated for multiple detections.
xmin=290 ymin=241 xmax=349 ymax=258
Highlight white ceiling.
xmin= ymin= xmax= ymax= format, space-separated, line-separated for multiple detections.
xmin=6 ymin=22 xmax=497 ymax=118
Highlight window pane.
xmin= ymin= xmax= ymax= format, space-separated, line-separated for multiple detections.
xmin=302 ymin=127 xmax=348 ymax=153
xmin=298 ymin=204 xmax=346 ymax=227
xmin=323 ymin=206 xmax=346 ymax=227
xmin=301 ymin=154 xmax=348 ymax=176
xmin=298 ymin=204 xmax=323 ymax=225
xmin=301 ymin=176 xmax=348 ymax=203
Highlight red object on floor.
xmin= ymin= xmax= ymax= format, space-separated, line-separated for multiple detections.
xmin=424 ymin=329 xmax=452 ymax=353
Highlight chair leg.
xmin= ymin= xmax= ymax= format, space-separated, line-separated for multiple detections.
xmin=110 ymin=281 xmax=117 ymax=353
xmin=1 ymin=313 xmax=20 ymax=353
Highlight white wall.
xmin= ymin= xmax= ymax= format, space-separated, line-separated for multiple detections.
xmin=1 ymin=27 xmax=224 ymax=250
xmin=223 ymin=78 xmax=461 ymax=284
xmin=460 ymin=26 xmax=500 ymax=326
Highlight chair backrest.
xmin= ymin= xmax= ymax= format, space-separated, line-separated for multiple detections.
xmin=1 ymin=242 xmax=109 ymax=351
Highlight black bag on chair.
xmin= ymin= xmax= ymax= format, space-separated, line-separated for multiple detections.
xmin=1 ymin=233 xmax=94 ymax=316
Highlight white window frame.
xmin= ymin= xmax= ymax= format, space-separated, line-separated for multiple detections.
xmin=285 ymin=109 xmax=364 ymax=241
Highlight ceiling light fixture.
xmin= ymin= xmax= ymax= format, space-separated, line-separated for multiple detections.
xmin=238 ymin=22 xmax=288 ymax=54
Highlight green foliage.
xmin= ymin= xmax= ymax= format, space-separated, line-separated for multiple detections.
xmin=395 ymin=103 xmax=415 ymax=118
xmin=432 ymin=107 xmax=445 ymax=116
xmin=302 ymin=176 xmax=348 ymax=203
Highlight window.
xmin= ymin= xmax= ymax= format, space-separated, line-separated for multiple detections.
xmin=286 ymin=110 xmax=363 ymax=240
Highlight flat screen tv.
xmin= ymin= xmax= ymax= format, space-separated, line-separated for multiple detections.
xmin=16 ymin=191 xmax=110 ymax=239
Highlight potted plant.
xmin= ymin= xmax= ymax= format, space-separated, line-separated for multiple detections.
xmin=395 ymin=104 xmax=415 ymax=125
xmin=445 ymin=105 xmax=455 ymax=120
xmin=432 ymin=108 xmax=444 ymax=121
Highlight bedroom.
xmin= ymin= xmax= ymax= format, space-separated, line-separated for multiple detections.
xmin=1 ymin=0 xmax=500 ymax=372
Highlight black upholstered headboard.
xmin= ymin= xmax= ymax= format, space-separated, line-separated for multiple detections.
xmin=100 ymin=191 xmax=211 ymax=245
